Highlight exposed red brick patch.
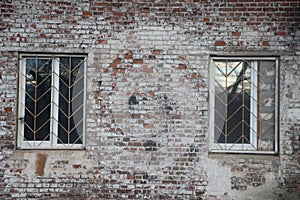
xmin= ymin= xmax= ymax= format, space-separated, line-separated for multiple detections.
xmin=152 ymin=50 xmax=161 ymax=55
xmin=178 ymin=64 xmax=187 ymax=69
xmin=232 ymin=32 xmax=241 ymax=36
xmin=133 ymin=59 xmax=143 ymax=64
xmin=113 ymin=12 xmax=125 ymax=17
xmin=147 ymin=91 xmax=155 ymax=97
xmin=36 ymin=154 xmax=47 ymax=176
xmin=262 ymin=41 xmax=269 ymax=46
xmin=124 ymin=51 xmax=133 ymax=59
xmin=127 ymin=174 xmax=135 ymax=180
xmin=103 ymin=68 xmax=109 ymax=73
xmin=83 ymin=11 xmax=92 ymax=16
xmin=215 ymin=40 xmax=226 ymax=46
xmin=73 ymin=164 xmax=81 ymax=169
xmin=10 ymin=188 xmax=19 ymax=193
xmin=97 ymin=40 xmax=107 ymax=44
xmin=110 ymin=58 xmax=122 ymax=68
xmin=276 ymin=31 xmax=287 ymax=36
xmin=4 ymin=107 xmax=12 ymax=113
xmin=63 ymin=29 xmax=71 ymax=34
xmin=143 ymin=124 xmax=154 ymax=128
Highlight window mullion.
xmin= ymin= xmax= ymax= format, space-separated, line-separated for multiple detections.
xmin=209 ymin=59 xmax=216 ymax=150
xmin=274 ymin=58 xmax=279 ymax=153
xmin=18 ymin=57 xmax=27 ymax=148
xmin=250 ymin=61 xmax=258 ymax=149
xmin=51 ymin=57 xmax=60 ymax=147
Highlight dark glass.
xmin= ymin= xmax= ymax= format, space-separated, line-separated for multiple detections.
xmin=24 ymin=59 xmax=51 ymax=141
xmin=58 ymin=57 xmax=84 ymax=144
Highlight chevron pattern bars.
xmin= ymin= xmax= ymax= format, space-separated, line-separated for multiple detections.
xmin=18 ymin=55 xmax=86 ymax=149
xmin=210 ymin=57 xmax=278 ymax=153
xmin=57 ymin=57 xmax=85 ymax=145
xmin=24 ymin=58 xmax=52 ymax=143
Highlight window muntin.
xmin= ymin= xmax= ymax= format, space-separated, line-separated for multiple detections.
xmin=18 ymin=54 xmax=86 ymax=149
xmin=209 ymin=57 xmax=278 ymax=153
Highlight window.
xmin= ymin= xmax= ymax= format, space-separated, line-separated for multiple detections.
xmin=209 ymin=57 xmax=279 ymax=153
xmin=18 ymin=54 xmax=86 ymax=149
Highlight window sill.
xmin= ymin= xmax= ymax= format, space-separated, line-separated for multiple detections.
xmin=209 ymin=149 xmax=278 ymax=155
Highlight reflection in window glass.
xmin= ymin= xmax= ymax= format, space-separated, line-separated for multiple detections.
xmin=214 ymin=61 xmax=251 ymax=144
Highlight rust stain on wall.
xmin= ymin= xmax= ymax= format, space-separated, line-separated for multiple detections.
xmin=36 ymin=154 xmax=47 ymax=176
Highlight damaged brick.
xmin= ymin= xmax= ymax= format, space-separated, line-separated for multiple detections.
xmin=143 ymin=140 xmax=158 ymax=151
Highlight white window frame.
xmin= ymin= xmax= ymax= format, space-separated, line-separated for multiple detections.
xmin=209 ymin=57 xmax=279 ymax=154
xmin=17 ymin=54 xmax=87 ymax=149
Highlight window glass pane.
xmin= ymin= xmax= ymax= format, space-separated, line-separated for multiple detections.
xmin=58 ymin=57 xmax=84 ymax=144
xmin=214 ymin=60 xmax=251 ymax=144
xmin=258 ymin=60 xmax=276 ymax=150
xmin=24 ymin=58 xmax=52 ymax=141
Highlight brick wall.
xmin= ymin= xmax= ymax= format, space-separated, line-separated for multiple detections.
xmin=0 ymin=0 xmax=299 ymax=199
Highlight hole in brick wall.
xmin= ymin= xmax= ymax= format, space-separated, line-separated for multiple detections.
xmin=128 ymin=95 xmax=139 ymax=106
xmin=143 ymin=140 xmax=157 ymax=151
xmin=162 ymin=95 xmax=173 ymax=113
xmin=133 ymin=171 xmax=149 ymax=184
xmin=188 ymin=145 xmax=199 ymax=157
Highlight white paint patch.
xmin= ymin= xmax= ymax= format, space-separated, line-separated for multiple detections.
xmin=206 ymin=158 xmax=232 ymax=196
xmin=287 ymin=108 xmax=300 ymax=120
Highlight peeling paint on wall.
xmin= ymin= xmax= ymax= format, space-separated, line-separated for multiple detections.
xmin=0 ymin=0 xmax=299 ymax=199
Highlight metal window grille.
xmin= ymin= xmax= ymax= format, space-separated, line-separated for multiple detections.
xmin=18 ymin=54 xmax=86 ymax=149
xmin=209 ymin=57 xmax=279 ymax=153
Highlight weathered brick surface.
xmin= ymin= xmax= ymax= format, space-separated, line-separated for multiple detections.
xmin=0 ymin=0 xmax=300 ymax=199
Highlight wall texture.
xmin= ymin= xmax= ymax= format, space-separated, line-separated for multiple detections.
xmin=0 ymin=0 xmax=299 ymax=199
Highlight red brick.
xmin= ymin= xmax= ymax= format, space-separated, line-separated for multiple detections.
xmin=143 ymin=124 xmax=154 ymax=128
xmin=133 ymin=59 xmax=143 ymax=64
xmin=72 ymin=164 xmax=82 ymax=169
xmin=4 ymin=107 xmax=12 ymax=113
xmin=178 ymin=64 xmax=187 ymax=69
xmin=97 ymin=40 xmax=107 ymax=44
xmin=277 ymin=31 xmax=287 ymax=36
xmin=124 ymin=51 xmax=133 ymax=59
xmin=215 ymin=40 xmax=226 ymax=46
xmin=110 ymin=58 xmax=122 ymax=68
xmin=83 ymin=11 xmax=92 ymax=16
xmin=232 ymin=32 xmax=241 ymax=36
xmin=0 ymin=1 xmax=298 ymax=199
xmin=262 ymin=41 xmax=269 ymax=46
xmin=152 ymin=50 xmax=161 ymax=55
